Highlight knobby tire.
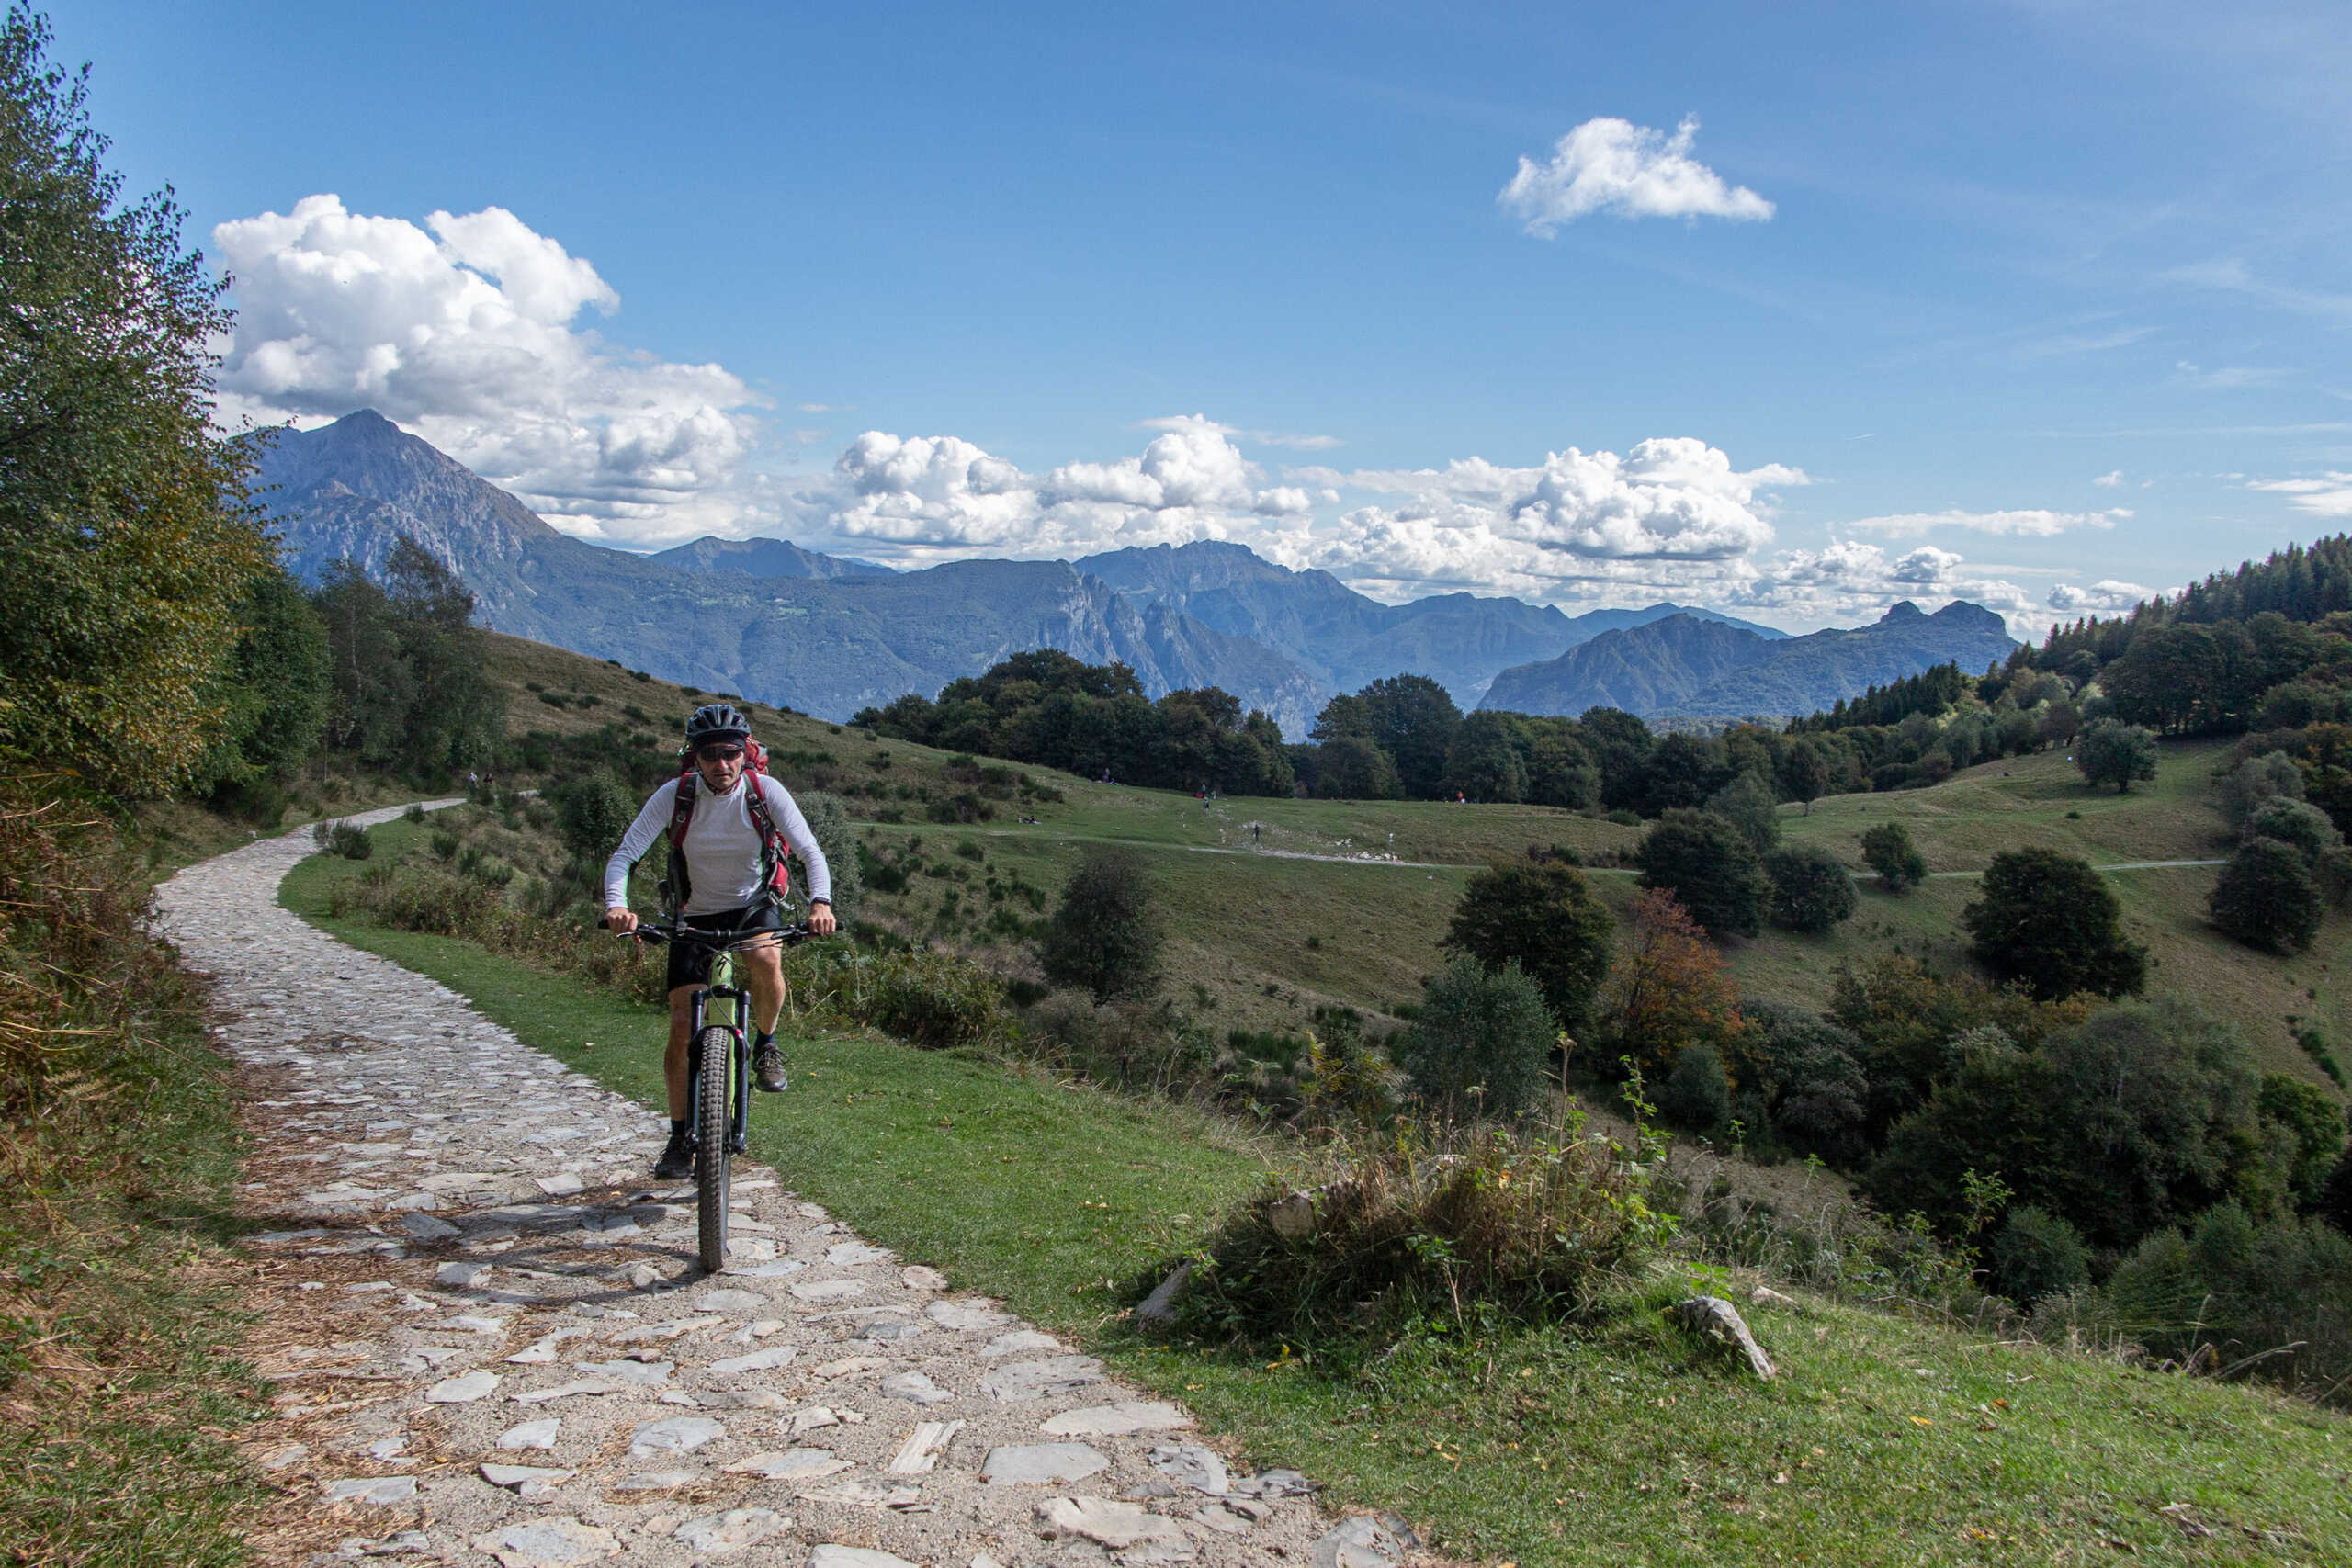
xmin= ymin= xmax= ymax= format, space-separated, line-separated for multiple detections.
xmin=695 ymin=1024 xmax=734 ymax=1272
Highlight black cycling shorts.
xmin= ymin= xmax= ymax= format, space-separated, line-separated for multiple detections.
xmin=664 ymin=901 xmax=784 ymax=993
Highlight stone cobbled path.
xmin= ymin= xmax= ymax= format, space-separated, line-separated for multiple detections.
xmin=159 ymin=807 xmax=1418 ymax=1568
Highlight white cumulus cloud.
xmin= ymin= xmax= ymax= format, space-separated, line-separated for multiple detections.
xmin=1848 ymin=507 xmax=2130 ymax=537
xmin=2093 ymin=470 xmax=2123 ymax=488
xmin=1499 ymin=116 xmax=1773 ymax=234
xmin=212 ymin=194 xmax=766 ymax=543
xmin=2047 ymin=580 xmax=2153 ymax=615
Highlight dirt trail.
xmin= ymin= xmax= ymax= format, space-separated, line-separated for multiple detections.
xmin=159 ymin=808 xmax=1402 ymax=1568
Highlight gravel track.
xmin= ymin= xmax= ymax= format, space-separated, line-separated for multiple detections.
xmin=158 ymin=807 xmax=1408 ymax=1568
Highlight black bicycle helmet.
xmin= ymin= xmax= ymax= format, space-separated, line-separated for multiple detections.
xmin=684 ymin=702 xmax=751 ymax=747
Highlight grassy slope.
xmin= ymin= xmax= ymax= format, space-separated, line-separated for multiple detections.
xmin=483 ymin=628 xmax=2347 ymax=1081
xmin=286 ymin=826 xmax=2352 ymax=1566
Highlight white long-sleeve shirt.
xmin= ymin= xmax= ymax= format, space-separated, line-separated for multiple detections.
xmin=604 ymin=773 xmax=832 ymax=917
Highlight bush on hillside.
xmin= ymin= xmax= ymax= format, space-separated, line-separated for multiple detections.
xmin=2093 ymin=1203 xmax=2352 ymax=1404
xmin=1636 ymin=808 xmax=1768 ymax=939
xmin=1314 ymin=735 xmax=1399 ymax=800
xmin=2258 ymin=1074 xmax=2347 ymax=1212
xmin=1658 ymin=1043 xmax=1733 ymax=1135
xmin=1395 ymin=957 xmax=1555 ymax=1119
xmin=1036 ymin=848 xmax=1162 ymax=1001
xmin=1726 ymin=1000 xmax=1870 ymax=1166
xmin=1827 ymin=954 xmax=2089 ymax=1142
xmin=2075 ymin=717 xmax=2159 ymax=792
xmin=1859 ymin=821 xmax=1927 ymax=893
xmin=1703 ymin=771 xmax=1781 ymax=854
xmin=2218 ymin=750 xmax=2306 ymax=828
xmin=1862 ymin=998 xmax=2267 ymax=1248
xmin=1442 ymin=860 xmax=1614 ymax=1037
xmin=551 ymin=770 xmax=634 ymax=865
xmin=1169 ymin=1112 xmax=1671 ymax=1348
xmin=1988 ymin=1205 xmax=2090 ymax=1306
xmin=1764 ymin=842 xmax=1857 ymax=933
xmin=1962 ymin=847 xmax=2147 ymax=1000
xmin=2210 ymin=836 xmax=2324 ymax=953
xmin=1600 ymin=888 xmax=1744 ymax=1081
xmin=312 ymin=820 xmax=373 ymax=860
xmin=1022 ymin=991 xmax=1217 ymax=1094
xmin=793 ymin=790 xmax=862 ymax=930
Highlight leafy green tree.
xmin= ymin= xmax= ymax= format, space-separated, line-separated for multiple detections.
xmin=1440 ymin=710 xmax=1529 ymax=802
xmin=313 ymin=559 xmax=416 ymax=759
xmin=1636 ymin=808 xmax=1768 ymax=939
xmin=1037 ymin=848 xmax=1162 ymax=1001
xmin=1764 ymin=843 xmax=1858 ymax=934
xmin=198 ymin=564 xmax=330 ymax=794
xmin=1779 ymin=739 xmax=1828 ymax=815
xmin=2244 ymin=796 xmax=2345 ymax=869
xmin=793 ymin=791 xmax=863 ymax=931
xmin=1524 ymin=723 xmax=1600 ymax=809
xmin=1727 ymin=1001 xmax=1869 ymax=1166
xmin=1355 ymin=674 xmax=1461 ymax=799
xmin=1962 ymin=847 xmax=2146 ymax=1000
xmin=1987 ymin=1207 xmax=2090 ymax=1305
xmin=1705 ymin=770 xmax=1781 ymax=853
xmin=1313 ymin=734 xmax=1398 ymax=799
xmin=1860 ymin=821 xmax=1928 ymax=892
xmin=1866 ymin=999 xmax=2258 ymax=1247
xmin=1395 ymin=955 xmax=1554 ymax=1119
xmin=2209 ymin=837 xmax=2323 ymax=953
xmin=1443 ymin=860 xmax=1615 ymax=1037
xmin=1658 ymin=1043 xmax=1733 ymax=1134
xmin=0 ymin=6 xmax=274 ymax=789
xmin=1578 ymin=706 xmax=1656 ymax=810
xmin=2075 ymin=717 xmax=2158 ymax=793
xmin=2257 ymin=1074 xmax=2346 ymax=1212
xmin=553 ymin=771 xmax=635 ymax=864
xmin=1637 ymin=732 xmax=1728 ymax=815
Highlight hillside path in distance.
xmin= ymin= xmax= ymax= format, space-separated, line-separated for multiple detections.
xmin=158 ymin=808 xmax=1389 ymax=1568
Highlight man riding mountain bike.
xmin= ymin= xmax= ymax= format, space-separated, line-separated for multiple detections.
xmin=604 ymin=704 xmax=836 ymax=1179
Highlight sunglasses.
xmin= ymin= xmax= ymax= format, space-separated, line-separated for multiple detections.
xmin=695 ymin=743 xmax=745 ymax=762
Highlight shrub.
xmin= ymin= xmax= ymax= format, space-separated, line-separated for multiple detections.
xmin=1658 ymin=1043 xmax=1733 ymax=1134
xmin=1859 ymin=821 xmax=1927 ymax=893
xmin=1829 ymin=953 xmax=2089 ymax=1141
xmin=1727 ymin=1001 xmax=1870 ymax=1167
xmin=1395 ymin=956 xmax=1555 ymax=1119
xmin=2210 ymin=837 xmax=2323 ymax=953
xmin=1599 ymin=888 xmax=1744 ymax=1081
xmin=313 ymin=820 xmax=372 ymax=860
xmin=1864 ymin=998 xmax=2262 ymax=1249
xmin=1988 ymin=1206 xmax=2089 ymax=1305
xmin=1022 ymin=992 xmax=1216 ymax=1093
xmin=551 ymin=771 xmax=635 ymax=864
xmin=1170 ymin=1112 xmax=1671 ymax=1348
xmin=1036 ymin=849 xmax=1162 ymax=1001
xmin=1636 ymin=808 xmax=1768 ymax=939
xmin=793 ymin=790 xmax=862 ymax=930
xmin=1442 ymin=861 xmax=1614 ymax=1036
xmin=1764 ymin=843 xmax=1857 ymax=933
xmin=2099 ymin=1204 xmax=2352 ymax=1404
xmin=2075 ymin=718 xmax=2158 ymax=793
xmin=2258 ymin=1074 xmax=2347 ymax=1212
xmin=2218 ymin=750 xmax=2305 ymax=828
xmin=1703 ymin=771 xmax=1781 ymax=853
xmin=1962 ymin=847 xmax=2146 ymax=1000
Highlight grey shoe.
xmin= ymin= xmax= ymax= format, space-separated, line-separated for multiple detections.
xmin=753 ymin=1043 xmax=787 ymax=1093
xmin=653 ymin=1129 xmax=695 ymax=1179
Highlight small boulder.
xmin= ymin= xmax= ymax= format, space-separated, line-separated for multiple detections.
xmin=1670 ymin=1295 xmax=1776 ymax=1380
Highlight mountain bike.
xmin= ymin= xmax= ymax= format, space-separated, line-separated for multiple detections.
xmin=628 ymin=919 xmax=809 ymax=1272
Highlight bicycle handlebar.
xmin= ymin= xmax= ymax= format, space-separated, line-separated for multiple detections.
xmin=621 ymin=920 xmax=813 ymax=949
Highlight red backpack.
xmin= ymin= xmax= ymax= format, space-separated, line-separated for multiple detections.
xmin=662 ymin=738 xmax=792 ymax=910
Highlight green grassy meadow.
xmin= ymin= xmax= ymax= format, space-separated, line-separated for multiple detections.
xmin=284 ymin=821 xmax=2352 ymax=1566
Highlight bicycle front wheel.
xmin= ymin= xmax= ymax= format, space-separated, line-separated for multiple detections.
xmin=695 ymin=1024 xmax=734 ymax=1272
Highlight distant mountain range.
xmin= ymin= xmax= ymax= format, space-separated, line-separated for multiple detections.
xmin=257 ymin=410 xmax=2010 ymax=733
xmin=1481 ymin=602 xmax=2018 ymax=721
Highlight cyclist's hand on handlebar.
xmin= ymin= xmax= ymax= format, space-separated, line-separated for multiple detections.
xmin=808 ymin=902 xmax=837 ymax=937
xmin=605 ymin=907 xmax=639 ymax=934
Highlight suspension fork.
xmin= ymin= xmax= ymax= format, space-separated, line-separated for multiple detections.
xmin=683 ymin=981 xmax=752 ymax=1154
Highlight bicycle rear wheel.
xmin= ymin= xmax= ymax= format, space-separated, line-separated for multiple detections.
xmin=695 ymin=1024 xmax=734 ymax=1271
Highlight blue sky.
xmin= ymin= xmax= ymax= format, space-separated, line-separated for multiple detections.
xmin=57 ymin=0 xmax=2352 ymax=634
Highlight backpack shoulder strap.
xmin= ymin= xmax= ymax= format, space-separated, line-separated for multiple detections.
xmin=743 ymin=773 xmax=792 ymax=902
xmin=668 ymin=769 xmax=699 ymax=846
